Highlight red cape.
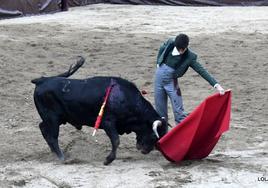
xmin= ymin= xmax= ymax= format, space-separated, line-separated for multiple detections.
xmin=157 ymin=90 xmax=232 ymax=162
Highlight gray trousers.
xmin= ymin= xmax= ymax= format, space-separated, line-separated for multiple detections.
xmin=154 ymin=64 xmax=186 ymax=124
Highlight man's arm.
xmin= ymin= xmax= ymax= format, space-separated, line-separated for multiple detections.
xmin=156 ymin=42 xmax=166 ymax=64
xmin=190 ymin=56 xmax=225 ymax=95
xmin=156 ymin=38 xmax=174 ymax=67
xmin=190 ymin=56 xmax=217 ymax=87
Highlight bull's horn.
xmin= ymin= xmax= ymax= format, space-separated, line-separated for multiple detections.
xmin=152 ymin=120 xmax=162 ymax=138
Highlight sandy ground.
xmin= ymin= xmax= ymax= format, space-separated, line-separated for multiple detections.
xmin=0 ymin=4 xmax=268 ymax=188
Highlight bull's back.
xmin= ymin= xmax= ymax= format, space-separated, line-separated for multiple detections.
xmin=33 ymin=76 xmax=143 ymax=125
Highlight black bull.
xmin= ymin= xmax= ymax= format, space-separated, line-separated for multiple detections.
xmin=31 ymin=57 xmax=168 ymax=165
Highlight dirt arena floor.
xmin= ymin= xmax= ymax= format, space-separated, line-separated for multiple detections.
xmin=0 ymin=4 xmax=267 ymax=188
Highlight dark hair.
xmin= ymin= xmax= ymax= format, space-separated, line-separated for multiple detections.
xmin=175 ymin=34 xmax=189 ymax=50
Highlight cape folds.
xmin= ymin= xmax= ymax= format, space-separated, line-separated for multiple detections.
xmin=157 ymin=90 xmax=232 ymax=162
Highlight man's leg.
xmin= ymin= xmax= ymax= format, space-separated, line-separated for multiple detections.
xmin=154 ymin=70 xmax=168 ymax=120
xmin=164 ymin=79 xmax=186 ymax=124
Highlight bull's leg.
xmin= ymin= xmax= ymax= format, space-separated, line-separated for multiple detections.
xmin=103 ymin=124 xmax=120 ymax=165
xmin=39 ymin=121 xmax=64 ymax=161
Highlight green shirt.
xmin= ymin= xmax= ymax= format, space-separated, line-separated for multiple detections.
xmin=164 ymin=48 xmax=181 ymax=69
xmin=156 ymin=38 xmax=218 ymax=87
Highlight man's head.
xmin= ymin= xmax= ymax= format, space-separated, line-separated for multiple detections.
xmin=175 ymin=34 xmax=189 ymax=54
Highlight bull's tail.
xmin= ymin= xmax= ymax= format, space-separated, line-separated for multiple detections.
xmin=31 ymin=56 xmax=85 ymax=85
xmin=56 ymin=56 xmax=85 ymax=77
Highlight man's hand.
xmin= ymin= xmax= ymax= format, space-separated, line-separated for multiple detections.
xmin=214 ymin=83 xmax=225 ymax=95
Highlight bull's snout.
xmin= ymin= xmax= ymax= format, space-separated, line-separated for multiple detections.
xmin=141 ymin=149 xmax=151 ymax=154
xmin=137 ymin=142 xmax=153 ymax=154
xmin=136 ymin=143 xmax=142 ymax=150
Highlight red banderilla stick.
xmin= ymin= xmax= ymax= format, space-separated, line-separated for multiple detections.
xmin=92 ymin=86 xmax=113 ymax=136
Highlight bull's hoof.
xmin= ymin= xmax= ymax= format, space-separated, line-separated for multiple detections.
xmin=103 ymin=160 xmax=111 ymax=165
xmin=55 ymin=150 xmax=65 ymax=161
xmin=103 ymin=158 xmax=113 ymax=165
xmin=58 ymin=155 xmax=65 ymax=161
xmin=103 ymin=155 xmax=115 ymax=165
xmin=54 ymin=152 xmax=65 ymax=161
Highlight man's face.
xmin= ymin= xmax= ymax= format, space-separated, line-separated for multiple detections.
xmin=178 ymin=48 xmax=187 ymax=55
